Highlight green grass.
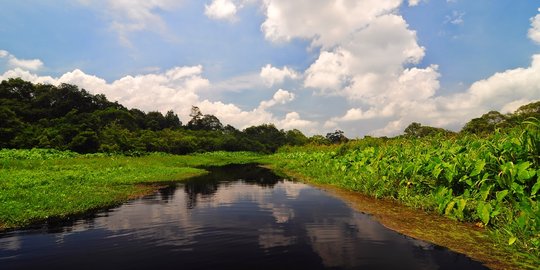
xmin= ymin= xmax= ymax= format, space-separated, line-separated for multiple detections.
xmin=0 ymin=150 xmax=260 ymax=230
xmin=263 ymin=120 xmax=540 ymax=268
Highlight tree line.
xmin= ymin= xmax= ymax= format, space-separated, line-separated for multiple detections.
xmin=0 ymin=78 xmax=312 ymax=153
xmin=402 ymin=102 xmax=540 ymax=139
xmin=1 ymin=78 xmax=538 ymax=153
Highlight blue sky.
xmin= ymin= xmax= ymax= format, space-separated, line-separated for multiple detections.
xmin=1 ymin=0 xmax=539 ymax=137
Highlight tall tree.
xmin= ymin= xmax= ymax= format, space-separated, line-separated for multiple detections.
xmin=461 ymin=111 xmax=508 ymax=134
xmin=326 ymin=130 xmax=348 ymax=144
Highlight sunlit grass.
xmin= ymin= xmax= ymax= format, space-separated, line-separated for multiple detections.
xmin=0 ymin=150 xmax=261 ymax=229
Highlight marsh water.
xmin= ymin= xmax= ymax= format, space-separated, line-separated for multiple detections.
xmin=0 ymin=164 xmax=488 ymax=270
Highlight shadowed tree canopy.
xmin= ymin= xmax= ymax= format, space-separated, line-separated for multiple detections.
xmin=326 ymin=130 xmax=348 ymax=144
xmin=244 ymin=124 xmax=286 ymax=153
xmin=1 ymin=78 xmax=537 ymax=154
xmin=187 ymin=106 xmax=223 ymax=131
xmin=461 ymin=111 xmax=509 ymax=134
xmin=514 ymin=101 xmax=540 ymax=120
xmin=404 ymin=122 xmax=453 ymax=138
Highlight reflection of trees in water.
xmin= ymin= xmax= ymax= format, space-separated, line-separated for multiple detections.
xmin=158 ymin=186 xmax=176 ymax=202
xmin=183 ymin=164 xmax=283 ymax=208
xmin=184 ymin=181 xmax=220 ymax=209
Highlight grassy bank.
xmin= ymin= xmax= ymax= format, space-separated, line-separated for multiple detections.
xmin=264 ymin=120 xmax=539 ymax=268
xmin=0 ymin=149 xmax=260 ymax=230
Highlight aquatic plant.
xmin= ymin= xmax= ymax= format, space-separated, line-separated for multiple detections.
xmin=269 ymin=119 xmax=540 ymax=258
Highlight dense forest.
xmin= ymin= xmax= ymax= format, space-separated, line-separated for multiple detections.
xmin=0 ymin=78 xmax=539 ymax=154
xmin=0 ymin=78 xmax=312 ymax=154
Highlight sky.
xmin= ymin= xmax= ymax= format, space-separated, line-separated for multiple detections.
xmin=1 ymin=0 xmax=539 ymax=137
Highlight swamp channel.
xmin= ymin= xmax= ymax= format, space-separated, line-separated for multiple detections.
xmin=0 ymin=164 xmax=488 ymax=270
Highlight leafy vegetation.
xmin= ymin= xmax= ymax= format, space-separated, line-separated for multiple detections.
xmin=267 ymin=118 xmax=540 ymax=262
xmin=0 ymin=149 xmax=260 ymax=229
xmin=0 ymin=78 xmax=311 ymax=154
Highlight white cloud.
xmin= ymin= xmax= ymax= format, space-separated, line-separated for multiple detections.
xmin=260 ymin=0 xmax=402 ymax=49
xmin=0 ymin=50 xmax=44 ymax=71
xmin=304 ymin=49 xmax=351 ymax=92
xmin=8 ymin=58 xmax=44 ymax=71
xmin=369 ymin=55 xmax=540 ymax=136
xmin=279 ymin=112 xmax=316 ymax=130
xmin=260 ymin=64 xmax=299 ymax=86
xmin=529 ymin=13 xmax=540 ymax=44
xmin=442 ymin=54 xmax=540 ymax=116
xmin=333 ymin=108 xmax=377 ymax=122
xmin=500 ymin=99 xmax=534 ymax=114
xmin=258 ymin=89 xmax=295 ymax=109
xmin=408 ymin=0 xmax=424 ymax=6
xmin=305 ymin=14 xmax=426 ymax=103
xmin=205 ymin=0 xmax=238 ymax=21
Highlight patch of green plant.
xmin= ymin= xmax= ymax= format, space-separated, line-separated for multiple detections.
xmin=267 ymin=119 xmax=540 ymax=263
xmin=0 ymin=149 xmax=261 ymax=229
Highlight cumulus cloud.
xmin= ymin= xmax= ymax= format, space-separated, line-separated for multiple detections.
xmin=260 ymin=0 xmax=538 ymax=137
xmin=304 ymin=14 xmax=426 ymax=103
xmin=369 ymin=55 xmax=540 ymax=136
xmin=269 ymin=1 xmax=538 ymax=136
xmin=260 ymin=64 xmax=299 ymax=86
xmin=258 ymin=89 xmax=295 ymax=109
xmin=205 ymin=0 xmax=238 ymax=21
xmin=260 ymin=0 xmax=402 ymax=49
xmin=529 ymin=12 xmax=540 ymax=44
xmin=279 ymin=112 xmax=317 ymax=130
xmin=304 ymin=49 xmax=351 ymax=92
xmin=0 ymin=50 xmax=44 ymax=71
xmin=442 ymin=54 xmax=540 ymax=116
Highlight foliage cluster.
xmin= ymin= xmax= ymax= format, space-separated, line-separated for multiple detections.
xmin=0 ymin=149 xmax=261 ymax=229
xmin=270 ymin=119 xmax=540 ymax=259
xmin=0 ymin=78 xmax=310 ymax=154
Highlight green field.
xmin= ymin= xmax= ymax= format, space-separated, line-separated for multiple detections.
xmin=0 ymin=149 xmax=260 ymax=229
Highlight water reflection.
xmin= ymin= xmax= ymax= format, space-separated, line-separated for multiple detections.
xmin=0 ymin=164 xmax=487 ymax=270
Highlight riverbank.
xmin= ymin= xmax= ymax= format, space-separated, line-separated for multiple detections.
xmin=262 ymin=121 xmax=540 ymax=270
xmin=0 ymin=149 xmax=260 ymax=230
xmin=267 ymin=165 xmax=532 ymax=270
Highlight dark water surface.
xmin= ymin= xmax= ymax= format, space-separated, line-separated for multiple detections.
xmin=0 ymin=164 xmax=488 ymax=270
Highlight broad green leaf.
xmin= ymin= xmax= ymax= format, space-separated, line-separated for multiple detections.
xmin=517 ymin=168 xmax=536 ymax=182
xmin=531 ymin=179 xmax=540 ymax=196
xmin=445 ymin=201 xmax=456 ymax=216
xmin=479 ymin=184 xmax=492 ymax=201
xmin=496 ymin=190 xmax=508 ymax=202
xmin=508 ymin=236 xmax=517 ymax=245
xmin=517 ymin=161 xmax=531 ymax=171
xmin=469 ymin=160 xmax=485 ymax=177
xmin=476 ymin=202 xmax=491 ymax=225
xmin=457 ymin=198 xmax=467 ymax=212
